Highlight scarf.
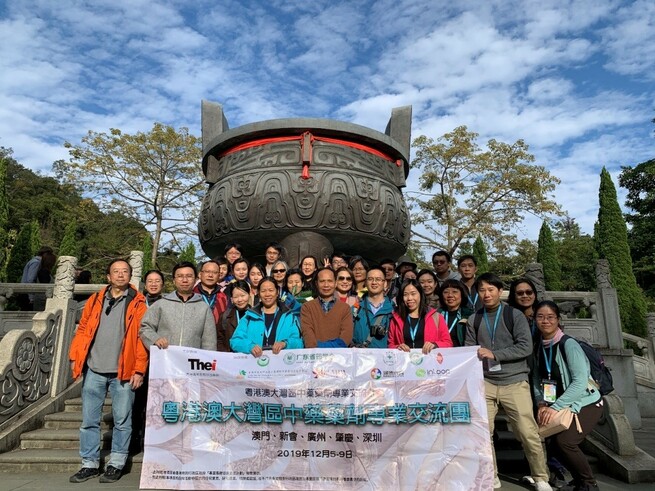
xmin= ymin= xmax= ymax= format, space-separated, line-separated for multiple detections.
xmin=541 ymin=328 xmax=565 ymax=347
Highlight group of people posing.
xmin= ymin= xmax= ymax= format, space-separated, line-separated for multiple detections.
xmin=67 ymin=244 xmax=603 ymax=491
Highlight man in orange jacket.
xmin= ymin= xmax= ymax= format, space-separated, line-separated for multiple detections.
xmin=68 ymin=259 xmax=148 ymax=484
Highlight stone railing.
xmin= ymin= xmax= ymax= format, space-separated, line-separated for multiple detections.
xmin=0 ymin=256 xmax=79 ymax=426
xmin=623 ymin=328 xmax=655 ymax=389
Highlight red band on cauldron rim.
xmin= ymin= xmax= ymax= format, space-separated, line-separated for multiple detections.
xmin=218 ymin=133 xmax=402 ymax=166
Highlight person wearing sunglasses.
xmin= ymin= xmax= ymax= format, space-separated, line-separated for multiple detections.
xmin=352 ymin=267 xmax=394 ymax=348
xmin=69 ymin=259 xmax=148 ymax=484
xmin=334 ymin=266 xmax=359 ymax=308
xmin=270 ymin=260 xmax=289 ymax=289
xmin=432 ymin=250 xmax=461 ymax=287
xmin=509 ymin=277 xmax=540 ymax=338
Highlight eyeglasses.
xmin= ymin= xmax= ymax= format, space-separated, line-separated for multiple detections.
xmin=146 ymin=279 xmax=162 ymax=284
xmin=272 ymin=269 xmax=286 ymax=274
xmin=105 ymin=297 xmax=116 ymax=316
xmin=516 ymin=290 xmax=534 ymax=297
xmin=337 ymin=276 xmax=352 ymax=281
xmin=536 ymin=315 xmax=558 ymax=322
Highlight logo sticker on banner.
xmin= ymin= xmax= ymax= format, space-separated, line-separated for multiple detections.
xmin=140 ymin=346 xmax=494 ymax=490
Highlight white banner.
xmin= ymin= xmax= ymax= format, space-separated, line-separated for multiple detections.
xmin=140 ymin=346 xmax=494 ymax=490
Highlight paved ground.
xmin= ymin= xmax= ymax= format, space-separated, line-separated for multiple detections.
xmin=3 ymin=419 xmax=655 ymax=490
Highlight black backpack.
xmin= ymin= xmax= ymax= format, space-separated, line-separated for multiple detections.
xmin=560 ymin=334 xmax=614 ymax=396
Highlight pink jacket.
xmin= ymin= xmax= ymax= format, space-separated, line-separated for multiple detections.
xmin=388 ymin=308 xmax=453 ymax=349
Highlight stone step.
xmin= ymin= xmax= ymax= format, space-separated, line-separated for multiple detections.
xmin=44 ymin=411 xmax=113 ymax=430
xmin=0 ymin=449 xmax=142 ymax=473
xmin=20 ymin=428 xmax=112 ymax=450
xmin=64 ymin=397 xmax=112 ymax=413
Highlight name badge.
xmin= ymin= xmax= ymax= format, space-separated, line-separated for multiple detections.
xmin=486 ymin=359 xmax=502 ymax=372
xmin=542 ymin=379 xmax=557 ymax=403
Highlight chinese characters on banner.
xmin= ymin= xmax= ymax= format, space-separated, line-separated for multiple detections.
xmin=140 ymin=346 xmax=494 ymax=490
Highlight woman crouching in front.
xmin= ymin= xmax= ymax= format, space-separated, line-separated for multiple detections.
xmin=532 ymin=300 xmax=602 ymax=491
xmin=230 ymin=276 xmax=303 ymax=357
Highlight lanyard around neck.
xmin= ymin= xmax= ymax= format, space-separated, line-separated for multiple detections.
xmin=483 ymin=305 xmax=502 ymax=345
xmin=264 ymin=307 xmax=279 ymax=342
xmin=407 ymin=315 xmax=420 ymax=346
xmin=446 ymin=310 xmax=461 ymax=333
xmin=541 ymin=343 xmax=554 ymax=379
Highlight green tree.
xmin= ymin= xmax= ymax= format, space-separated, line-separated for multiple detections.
xmin=595 ymin=167 xmax=647 ymax=336
xmin=488 ymin=239 xmax=537 ymax=282
xmin=409 ymin=127 xmax=562 ymax=256
xmin=178 ymin=242 xmax=197 ymax=266
xmin=142 ymin=233 xmax=153 ymax=274
xmin=6 ymin=222 xmax=34 ymax=282
xmin=537 ymin=221 xmax=562 ymax=290
xmin=59 ymin=220 xmax=79 ymax=257
xmin=29 ymin=219 xmax=40 ymax=256
xmin=0 ymin=148 xmax=9 ymax=280
xmin=54 ymin=123 xmax=203 ymax=267
xmin=553 ymin=216 xmax=596 ymax=291
xmin=619 ymin=158 xmax=655 ymax=298
xmin=472 ymin=236 xmax=489 ymax=275
xmin=6 ymin=157 xmax=147 ymax=282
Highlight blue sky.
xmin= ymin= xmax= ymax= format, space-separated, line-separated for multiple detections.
xmin=1 ymin=0 xmax=653 ymax=246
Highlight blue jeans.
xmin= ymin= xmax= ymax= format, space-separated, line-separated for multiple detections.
xmin=80 ymin=369 xmax=135 ymax=469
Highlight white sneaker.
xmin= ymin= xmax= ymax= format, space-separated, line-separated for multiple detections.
xmin=534 ymin=481 xmax=553 ymax=491
xmin=493 ymin=476 xmax=502 ymax=489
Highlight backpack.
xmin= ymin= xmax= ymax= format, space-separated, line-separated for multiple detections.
xmin=560 ymin=334 xmax=614 ymax=396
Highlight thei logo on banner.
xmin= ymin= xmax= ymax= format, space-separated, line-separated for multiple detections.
xmin=188 ymin=358 xmax=217 ymax=371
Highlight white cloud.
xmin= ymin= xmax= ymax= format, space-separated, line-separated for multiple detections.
xmin=601 ymin=0 xmax=655 ymax=79
xmin=1 ymin=0 xmax=653 ymax=248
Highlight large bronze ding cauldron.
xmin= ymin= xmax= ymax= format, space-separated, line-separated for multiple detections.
xmin=199 ymin=101 xmax=412 ymax=266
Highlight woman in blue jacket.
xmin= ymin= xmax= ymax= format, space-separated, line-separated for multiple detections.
xmin=230 ymin=277 xmax=303 ymax=357
xmin=532 ymin=300 xmax=602 ymax=491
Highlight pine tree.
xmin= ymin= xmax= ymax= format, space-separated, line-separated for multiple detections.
xmin=178 ymin=242 xmax=196 ymax=266
xmin=595 ymin=167 xmax=647 ymax=336
xmin=6 ymin=222 xmax=34 ymax=282
xmin=472 ymin=236 xmax=489 ymax=275
xmin=59 ymin=220 xmax=79 ymax=257
xmin=142 ymin=233 xmax=153 ymax=273
xmin=537 ymin=221 xmax=562 ymax=290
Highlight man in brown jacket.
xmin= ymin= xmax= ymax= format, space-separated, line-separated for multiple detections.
xmin=301 ymin=268 xmax=353 ymax=348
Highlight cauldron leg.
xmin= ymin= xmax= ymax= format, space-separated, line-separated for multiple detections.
xmin=281 ymin=232 xmax=333 ymax=269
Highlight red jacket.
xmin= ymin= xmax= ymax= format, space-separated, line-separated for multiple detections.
xmin=69 ymin=285 xmax=148 ymax=380
xmin=388 ymin=308 xmax=453 ymax=349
